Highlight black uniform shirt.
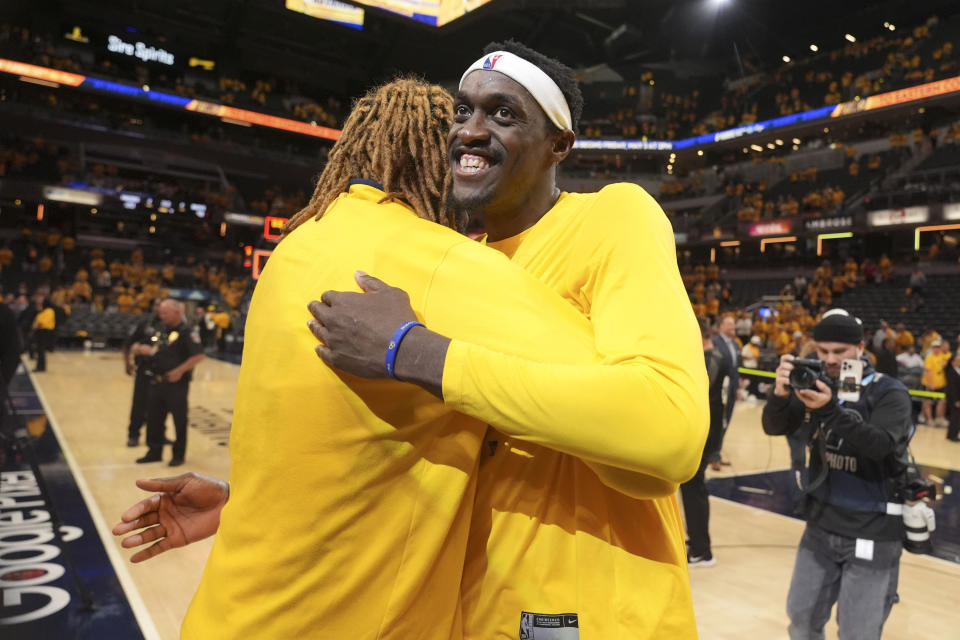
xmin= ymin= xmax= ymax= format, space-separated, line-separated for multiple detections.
xmin=152 ymin=321 xmax=203 ymax=382
xmin=125 ymin=314 xmax=161 ymax=367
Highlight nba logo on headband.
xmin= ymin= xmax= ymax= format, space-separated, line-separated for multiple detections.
xmin=483 ymin=54 xmax=503 ymax=70
xmin=462 ymin=51 xmax=573 ymax=131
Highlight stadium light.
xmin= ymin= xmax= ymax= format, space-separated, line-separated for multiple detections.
xmin=810 ymin=44 xmax=819 ymax=52
xmin=760 ymin=236 xmax=797 ymax=252
xmin=782 ymin=55 xmax=791 ymax=63
xmin=845 ymin=34 xmax=856 ymax=43
xmin=766 ymin=143 xmax=776 ymax=149
xmin=775 ymin=139 xmax=784 ymax=146
xmin=914 ymin=224 xmax=960 ymax=251
xmin=817 ymin=232 xmax=853 ymax=256
xmin=750 ymin=144 xmax=763 ymax=152
xmin=697 ymin=150 xmax=704 ymax=156
xmin=792 ymin=138 xmax=801 ymax=144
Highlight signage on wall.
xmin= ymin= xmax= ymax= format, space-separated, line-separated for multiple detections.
xmin=867 ymin=206 xmax=929 ymax=227
xmin=804 ymin=216 xmax=853 ymax=231
xmin=748 ymin=220 xmax=793 ymax=237
xmin=107 ymin=34 xmax=175 ymax=66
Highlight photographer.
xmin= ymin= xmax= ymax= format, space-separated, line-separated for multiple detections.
xmin=762 ymin=309 xmax=912 ymax=640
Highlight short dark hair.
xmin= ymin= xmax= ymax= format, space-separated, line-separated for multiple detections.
xmin=482 ymin=40 xmax=583 ymax=133
xmin=699 ymin=317 xmax=714 ymax=340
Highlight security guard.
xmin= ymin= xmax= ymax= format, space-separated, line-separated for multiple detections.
xmin=134 ymin=299 xmax=205 ymax=466
xmin=123 ymin=298 xmax=162 ymax=447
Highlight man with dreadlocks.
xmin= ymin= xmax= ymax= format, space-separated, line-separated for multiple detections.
xmin=115 ymin=46 xmax=707 ymax=638
xmin=135 ymin=77 xmax=626 ymax=639
xmin=305 ymin=42 xmax=706 ymax=638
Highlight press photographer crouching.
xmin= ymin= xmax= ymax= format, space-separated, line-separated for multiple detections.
xmin=762 ymin=309 xmax=918 ymax=640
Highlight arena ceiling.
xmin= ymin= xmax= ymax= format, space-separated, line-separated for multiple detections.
xmin=7 ymin=0 xmax=960 ymax=97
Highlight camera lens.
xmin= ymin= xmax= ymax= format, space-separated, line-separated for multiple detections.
xmin=790 ymin=367 xmax=816 ymax=390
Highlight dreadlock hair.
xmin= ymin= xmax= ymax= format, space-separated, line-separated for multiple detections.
xmin=482 ymin=39 xmax=583 ymax=133
xmin=283 ymin=76 xmax=455 ymax=238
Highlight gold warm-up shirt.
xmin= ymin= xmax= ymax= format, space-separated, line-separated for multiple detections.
xmin=449 ymin=183 xmax=708 ymax=639
xmin=181 ymin=184 xmax=602 ymax=640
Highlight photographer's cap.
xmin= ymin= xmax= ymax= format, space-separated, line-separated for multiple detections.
xmin=813 ymin=309 xmax=864 ymax=344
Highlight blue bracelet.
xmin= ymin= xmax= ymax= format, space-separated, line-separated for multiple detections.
xmin=384 ymin=320 xmax=425 ymax=379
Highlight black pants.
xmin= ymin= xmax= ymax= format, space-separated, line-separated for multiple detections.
xmin=948 ymin=407 xmax=960 ymax=440
xmin=681 ymin=456 xmax=711 ymax=557
xmin=145 ymin=379 xmax=189 ymax=459
xmin=34 ymin=329 xmax=54 ymax=371
xmin=128 ymin=369 xmax=150 ymax=439
xmin=681 ymin=401 xmax=723 ymax=556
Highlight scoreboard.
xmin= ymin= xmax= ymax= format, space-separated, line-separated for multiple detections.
xmin=287 ymin=0 xmax=497 ymax=28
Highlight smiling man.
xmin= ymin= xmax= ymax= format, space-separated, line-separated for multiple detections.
xmin=115 ymin=45 xmax=707 ymax=640
xmin=311 ymin=41 xmax=707 ymax=639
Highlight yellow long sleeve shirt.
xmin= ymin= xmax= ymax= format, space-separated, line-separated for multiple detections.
xmin=448 ymin=183 xmax=708 ymax=639
xmin=181 ymin=184 xmax=602 ymax=640
xmin=32 ymin=307 xmax=55 ymax=330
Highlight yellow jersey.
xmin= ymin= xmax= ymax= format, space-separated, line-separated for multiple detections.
xmin=181 ymin=184 xmax=600 ymax=640
xmin=447 ymin=183 xmax=707 ymax=639
xmin=33 ymin=307 xmax=55 ymax=330
xmin=923 ymin=351 xmax=952 ymax=389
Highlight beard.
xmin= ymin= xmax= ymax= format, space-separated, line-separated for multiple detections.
xmin=448 ymin=188 xmax=496 ymax=233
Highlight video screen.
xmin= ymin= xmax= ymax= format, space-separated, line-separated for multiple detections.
xmin=288 ymin=0 xmax=496 ymax=28
xmin=286 ymin=0 xmax=365 ymax=30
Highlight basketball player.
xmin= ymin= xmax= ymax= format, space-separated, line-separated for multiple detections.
xmin=116 ymin=74 xmax=705 ymax=639
xmin=117 ymin=43 xmax=708 ymax=638
xmin=308 ymin=41 xmax=706 ymax=639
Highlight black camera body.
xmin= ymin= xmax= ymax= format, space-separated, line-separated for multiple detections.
xmin=901 ymin=476 xmax=937 ymax=503
xmin=789 ymin=358 xmax=834 ymax=391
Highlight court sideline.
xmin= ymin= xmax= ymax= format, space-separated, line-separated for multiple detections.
xmin=23 ymin=350 xmax=960 ymax=639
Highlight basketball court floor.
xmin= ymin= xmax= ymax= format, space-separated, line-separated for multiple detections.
xmin=3 ymin=350 xmax=959 ymax=639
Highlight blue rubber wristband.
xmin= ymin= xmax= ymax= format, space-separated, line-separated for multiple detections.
xmin=384 ymin=321 xmax=425 ymax=379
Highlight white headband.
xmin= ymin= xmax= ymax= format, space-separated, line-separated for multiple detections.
xmin=459 ymin=51 xmax=572 ymax=132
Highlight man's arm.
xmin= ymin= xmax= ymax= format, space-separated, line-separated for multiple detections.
xmin=811 ymin=388 xmax=912 ymax=460
xmin=313 ymin=187 xmax=708 ymax=487
xmin=166 ymin=354 xmax=205 ymax=382
xmin=761 ymin=354 xmax=806 ymax=436
xmin=122 ymin=321 xmax=144 ymax=376
xmin=433 ymin=189 xmax=708 ymax=485
xmin=311 ymin=282 xmax=678 ymax=498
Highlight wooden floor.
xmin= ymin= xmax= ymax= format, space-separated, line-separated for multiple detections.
xmin=30 ymin=350 xmax=960 ymax=640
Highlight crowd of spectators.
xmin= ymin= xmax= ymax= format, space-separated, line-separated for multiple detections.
xmin=0 ymin=23 xmax=346 ymax=129
xmin=683 ymin=256 xmax=959 ymax=436
xmin=579 ymin=14 xmax=960 ymax=143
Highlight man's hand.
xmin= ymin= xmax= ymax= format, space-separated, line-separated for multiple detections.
xmin=795 ymin=379 xmax=833 ymax=411
xmin=112 ymin=473 xmax=228 ymax=563
xmin=125 ymin=361 xmax=135 ymax=376
xmin=132 ymin=343 xmax=158 ymax=357
xmin=166 ymin=368 xmax=183 ymax=383
xmin=774 ymin=354 xmax=796 ymax=397
xmin=307 ymin=272 xmax=419 ymax=379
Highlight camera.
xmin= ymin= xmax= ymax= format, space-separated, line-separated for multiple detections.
xmin=789 ymin=358 xmax=833 ymax=391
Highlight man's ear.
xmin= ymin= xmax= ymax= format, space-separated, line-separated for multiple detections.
xmin=551 ymin=129 xmax=576 ymax=163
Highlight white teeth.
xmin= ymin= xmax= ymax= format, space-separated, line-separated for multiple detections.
xmin=459 ymin=154 xmax=490 ymax=173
